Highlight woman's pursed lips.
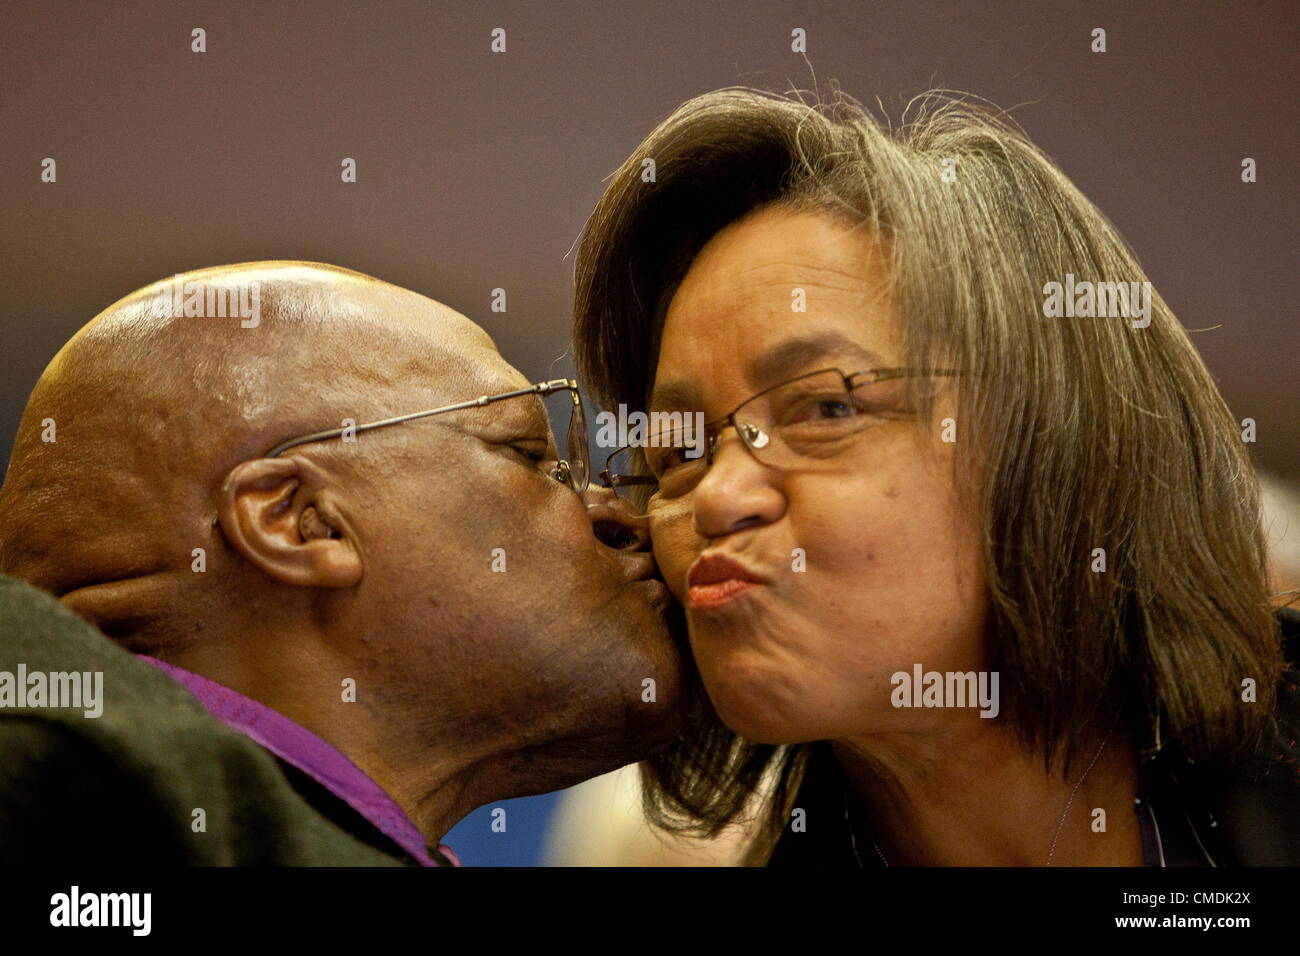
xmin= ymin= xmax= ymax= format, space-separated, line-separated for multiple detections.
xmin=686 ymin=552 xmax=768 ymax=611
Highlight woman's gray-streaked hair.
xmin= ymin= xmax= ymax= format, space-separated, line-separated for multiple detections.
xmin=572 ymin=85 xmax=1288 ymax=864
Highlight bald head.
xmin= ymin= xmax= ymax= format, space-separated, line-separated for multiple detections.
xmin=0 ymin=261 xmax=499 ymax=601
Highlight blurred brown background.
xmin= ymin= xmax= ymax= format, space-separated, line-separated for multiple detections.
xmin=2 ymin=0 xmax=1295 ymax=482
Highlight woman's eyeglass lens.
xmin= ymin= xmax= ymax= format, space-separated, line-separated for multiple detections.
xmin=601 ymin=368 xmax=909 ymax=509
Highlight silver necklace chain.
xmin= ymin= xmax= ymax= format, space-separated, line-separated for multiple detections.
xmin=860 ymin=710 xmax=1124 ymax=867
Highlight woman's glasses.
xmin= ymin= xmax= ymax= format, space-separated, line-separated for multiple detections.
xmin=596 ymin=366 xmax=960 ymax=513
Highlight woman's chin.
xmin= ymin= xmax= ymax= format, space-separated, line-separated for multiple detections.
xmin=722 ymin=721 xmax=804 ymax=746
xmin=701 ymin=671 xmax=813 ymax=745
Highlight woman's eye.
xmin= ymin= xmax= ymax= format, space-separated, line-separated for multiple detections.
xmin=650 ymin=446 xmax=692 ymax=474
xmin=785 ymin=395 xmax=864 ymax=423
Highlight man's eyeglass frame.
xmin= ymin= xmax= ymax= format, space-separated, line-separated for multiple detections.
xmin=262 ymin=378 xmax=590 ymax=494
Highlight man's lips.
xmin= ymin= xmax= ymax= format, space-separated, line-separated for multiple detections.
xmin=686 ymin=553 xmax=767 ymax=610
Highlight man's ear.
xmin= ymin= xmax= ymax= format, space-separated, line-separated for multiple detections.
xmin=217 ymin=457 xmax=363 ymax=588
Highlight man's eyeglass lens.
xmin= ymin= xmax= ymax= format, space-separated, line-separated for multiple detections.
xmin=544 ymin=390 xmax=589 ymax=493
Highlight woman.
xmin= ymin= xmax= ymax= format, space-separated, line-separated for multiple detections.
xmin=573 ymin=87 xmax=1298 ymax=865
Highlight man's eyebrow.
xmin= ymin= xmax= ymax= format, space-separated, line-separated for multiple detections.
xmin=508 ymin=393 xmax=550 ymax=432
xmin=745 ymin=333 xmax=883 ymax=388
xmin=449 ymin=386 xmax=548 ymax=432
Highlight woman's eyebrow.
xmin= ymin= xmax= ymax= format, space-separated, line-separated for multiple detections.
xmin=648 ymin=380 xmax=698 ymax=413
xmin=649 ymin=333 xmax=884 ymax=412
xmin=745 ymin=333 xmax=883 ymax=388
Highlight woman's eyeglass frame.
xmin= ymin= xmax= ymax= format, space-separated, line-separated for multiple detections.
xmin=596 ymin=365 xmax=963 ymax=504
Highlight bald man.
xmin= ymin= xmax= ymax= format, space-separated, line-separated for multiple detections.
xmin=0 ymin=262 xmax=686 ymax=866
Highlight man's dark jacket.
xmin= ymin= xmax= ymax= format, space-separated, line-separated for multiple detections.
xmin=0 ymin=574 xmax=418 ymax=865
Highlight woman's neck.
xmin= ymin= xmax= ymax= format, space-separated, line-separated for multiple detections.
xmin=831 ymin=717 xmax=1145 ymax=866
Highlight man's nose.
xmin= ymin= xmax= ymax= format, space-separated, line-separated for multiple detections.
xmin=582 ymin=485 xmax=651 ymax=551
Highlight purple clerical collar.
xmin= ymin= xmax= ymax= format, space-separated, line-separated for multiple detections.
xmin=137 ymin=655 xmax=460 ymax=867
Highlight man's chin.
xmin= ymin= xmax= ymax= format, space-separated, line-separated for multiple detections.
xmin=607 ymin=621 xmax=691 ymax=755
xmin=631 ymin=630 xmax=692 ymax=751
xmin=616 ymin=578 xmax=689 ymax=664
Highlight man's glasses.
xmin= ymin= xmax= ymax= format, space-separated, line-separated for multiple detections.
xmin=596 ymin=366 xmax=960 ymax=512
xmin=263 ymin=378 xmax=590 ymax=494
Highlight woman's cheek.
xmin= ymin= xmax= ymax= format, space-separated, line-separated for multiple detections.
xmin=650 ymin=517 xmax=696 ymax=602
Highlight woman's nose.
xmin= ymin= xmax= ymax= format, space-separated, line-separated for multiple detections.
xmin=582 ymin=485 xmax=651 ymax=551
xmin=691 ymin=432 xmax=786 ymax=538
